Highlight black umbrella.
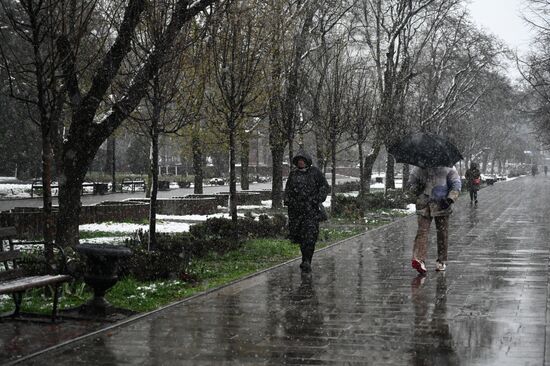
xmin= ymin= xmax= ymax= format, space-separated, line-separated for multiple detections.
xmin=387 ymin=132 xmax=463 ymax=168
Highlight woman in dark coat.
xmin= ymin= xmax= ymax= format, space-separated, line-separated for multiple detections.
xmin=284 ymin=149 xmax=330 ymax=273
xmin=465 ymin=162 xmax=481 ymax=205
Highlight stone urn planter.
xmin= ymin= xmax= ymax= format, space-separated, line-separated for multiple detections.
xmin=75 ymin=243 xmax=133 ymax=318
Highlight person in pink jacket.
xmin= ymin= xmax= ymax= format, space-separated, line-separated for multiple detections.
xmin=407 ymin=166 xmax=462 ymax=274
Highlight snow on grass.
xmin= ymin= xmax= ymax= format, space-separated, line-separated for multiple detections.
xmin=238 ymin=205 xmax=268 ymax=210
xmin=340 ymin=191 xmax=359 ymax=197
xmin=370 ymin=181 xmax=403 ymax=189
xmin=13 ymin=243 xmax=45 ymax=251
xmin=80 ymin=221 xmax=191 ymax=233
xmin=0 ymin=183 xmax=32 ymax=198
xmin=80 ymin=236 xmax=130 ymax=245
xmin=156 ymin=212 xmax=244 ymax=222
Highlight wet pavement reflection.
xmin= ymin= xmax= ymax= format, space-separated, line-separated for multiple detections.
xmin=8 ymin=175 xmax=550 ymax=365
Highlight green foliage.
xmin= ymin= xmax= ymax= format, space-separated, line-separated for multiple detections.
xmin=120 ymin=214 xmax=288 ymax=281
xmin=332 ymin=181 xmax=361 ymax=193
xmin=122 ymin=233 xmax=194 ymax=281
xmin=363 ymin=189 xmax=410 ymax=210
xmin=332 ymin=190 xmax=411 ymax=218
xmin=332 ymin=195 xmax=365 ymax=218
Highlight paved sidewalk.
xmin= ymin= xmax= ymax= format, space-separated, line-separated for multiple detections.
xmin=0 ymin=182 xmax=273 ymax=211
xmin=7 ymin=176 xmax=550 ymax=365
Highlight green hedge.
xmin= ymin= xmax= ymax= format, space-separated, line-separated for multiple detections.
xmin=120 ymin=214 xmax=288 ymax=281
xmin=332 ymin=190 xmax=411 ymax=218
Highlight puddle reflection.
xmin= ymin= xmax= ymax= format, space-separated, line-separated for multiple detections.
xmin=411 ymin=274 xmax=459 ymax=366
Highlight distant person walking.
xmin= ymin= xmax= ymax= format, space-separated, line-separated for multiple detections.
xmin=284 ymin=149 xmax=329 ymax=273
xmin=544 ymin=166 xmax=548 ymax=176
xmin=407 ymin=166 xmax=462 ymax=274
xmin=532 ymin=165 xmax=538 ymax=176
xmin=465 ymin=162 xmax=481 ymax=205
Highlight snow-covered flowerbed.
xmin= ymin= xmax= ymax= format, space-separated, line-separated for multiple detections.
xmin=80 ymin=221 xmax=192 ymax=234
xmin=0 ymin=183 xmax=33 ymax=198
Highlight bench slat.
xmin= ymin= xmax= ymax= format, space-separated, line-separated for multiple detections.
xmin=0 ymin=227 xmax=16 ymax=238
xmin=0 ymin=250 xmax=21 ymax=262
xmin=0 ymin=268 xmax=24 ymax=282
xmin=0 ymin=274 xmax=72 ymax=294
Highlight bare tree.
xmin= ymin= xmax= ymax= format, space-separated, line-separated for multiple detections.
xmin=127 ymin=1 xmax=205 ymax=250
xmin=518 ymin=0 xmax=550 ymax=148
xmin=207 ymin=1 xmax=266 ymax=222
xmin=51 ymin=0 xmax=219 ymax=247
xmin=353 ymin=0 xmax=461 ymax=189
xmin=0 ymin=0 xmax=95 ymax=254
xmin=347 ymin=68 xmax=376 ymax=197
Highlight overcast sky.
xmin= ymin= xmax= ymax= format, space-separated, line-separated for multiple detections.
xmin=467 ymin=0 xmax=534 ymax=80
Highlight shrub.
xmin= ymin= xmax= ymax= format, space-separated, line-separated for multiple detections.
xmin=332 ymin=195 xmax=365 ymax=218
xmin=120 ymin=215 xmax=288 ymax=281
xmin=364 ymin=189 xmax=410 ymax=210
xmin=332 ymin=181 xmax=361 ymax=193
xmin=121 ymin=232 xmax=194 ymax=281
xmin=332 ymin=190 xmax=410 ymax=218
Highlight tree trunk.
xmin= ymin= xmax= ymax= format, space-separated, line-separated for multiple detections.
xmin=41 ymin=126 xmax=54 ymax=261
xmin=107 ymin=136 xmax=117 ymax=193
xmin=288 ymin=137 xmax=294 ymax=166
xmin=315 ymin=127 xmax=326 ymax=172
xmin=192 ymin=131 xmax=203 ymax=194
xmin=358 ymin=142 xmax=365 ymax=198
xmin=331 ymin=138 xmax=337 ymax=210
xmin=229 ymin=124 xmax=238 ymax=222
xmin=148 ymin=110 xmax=160 ymax=251
xmin=385 ymin=153 xmax=395 ymax=190
xmin=481 ymin=151 xmax=489 ymax=174
xmin=363 ymin=144 xmax=381 ymax=194
xmin=270 ymin=144 xmax=285 ymax=209
xmin=145 ymin=168 xmax=152 ymax=198
xmin=402 ymin=163 xmax=410 ymax=190
xmin=240 ymin=136 xmax=250 ymax=190
xmin=55 ymin=162 xmax=86 ymax=248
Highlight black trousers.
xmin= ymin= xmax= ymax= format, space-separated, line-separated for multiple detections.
xmin=289 ymin=214 xmax=320 ymax=263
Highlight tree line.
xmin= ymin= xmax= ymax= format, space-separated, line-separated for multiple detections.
xmin=0 ymin=0 xmax=537 ymax=249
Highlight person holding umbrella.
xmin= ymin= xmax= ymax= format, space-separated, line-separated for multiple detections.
xmin=388 ymin=133 xmax=463 ymax=274
xmin=407 ymin=165 xmax=461 ymax=274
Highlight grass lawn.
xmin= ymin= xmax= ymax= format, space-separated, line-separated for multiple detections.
xmin=0 ymin=226 xmax=367 ymax=315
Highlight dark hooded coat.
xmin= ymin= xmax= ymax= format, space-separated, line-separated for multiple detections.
xmin=284 ymin=149 xmax=329 ymax=245
xmin=465 ymin=164 xmax=481 ymax=192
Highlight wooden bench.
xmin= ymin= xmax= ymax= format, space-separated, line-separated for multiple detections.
xmin=30 ymin=180 xmax=109 ymax=198
xmin=121 ymin=178 xmax=146 ymax=193
xmin=0 ymin=227 xmax=72 ymax=322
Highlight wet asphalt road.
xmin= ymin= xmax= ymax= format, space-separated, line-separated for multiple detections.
xmin=10 ymin=175 xmax=550 ymax=365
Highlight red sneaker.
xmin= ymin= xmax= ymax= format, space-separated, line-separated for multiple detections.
xmin=412 ymin=259 xmax=427 ymax=275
